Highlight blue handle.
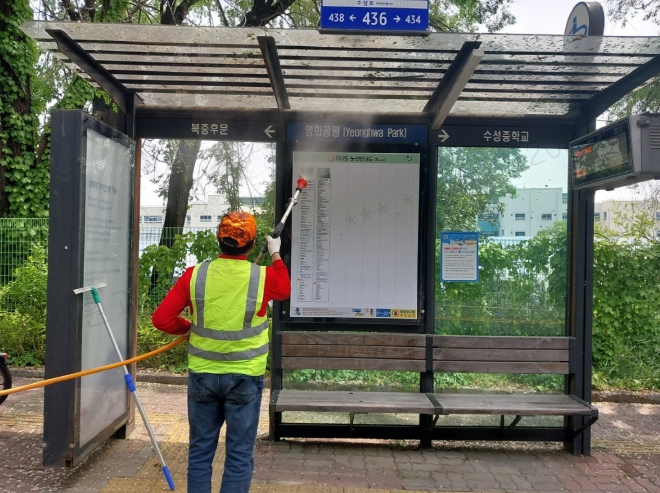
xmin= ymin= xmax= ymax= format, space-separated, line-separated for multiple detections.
xmin=163 ymin=466 xmax=175 ymax=490
xmin=123 ymin=374 xmax=136 ymax=392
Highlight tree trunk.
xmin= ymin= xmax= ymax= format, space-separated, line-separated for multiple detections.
xmin=149 ymin=140 xmax=201 ymax=296
xmin=160 ymin=140 xmax=201 ymax=248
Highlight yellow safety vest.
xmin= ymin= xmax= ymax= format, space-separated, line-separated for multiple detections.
xmin=188 ymin=258 xmax=268 ymax=376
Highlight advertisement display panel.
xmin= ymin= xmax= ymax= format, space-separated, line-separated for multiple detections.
xmin=290 ymin=151 xmax=420 ymax=319
xmin=44 ymin=111 xmax=135 ymax=467
xmin=79 ymin=128 xmax=133 ymax=447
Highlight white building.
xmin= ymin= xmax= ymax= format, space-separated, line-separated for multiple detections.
xmin=594 ymin=200 xmax=660 ymax=237
xmin=482 ymin=188 xmax=568 ymax=238
xmin=140 ymin=195 xmax=264 ymax=228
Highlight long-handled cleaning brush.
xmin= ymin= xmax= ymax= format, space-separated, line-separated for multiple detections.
xmin=74 ymin=283 xmax=175 ymax=491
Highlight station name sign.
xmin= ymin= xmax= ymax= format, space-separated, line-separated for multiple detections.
xmin=136 ymin=117 xmax=280 ymax=142
xmin=434 ymin=125 xmax=576 ymax=149
xmin=320 ymin=0 xmax=429 ymax=32
xmin=288 ymin=123 xmax=427 ymax=143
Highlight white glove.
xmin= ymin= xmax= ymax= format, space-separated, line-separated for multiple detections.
xmin=267 ymin=235 xmax=281 ymax=256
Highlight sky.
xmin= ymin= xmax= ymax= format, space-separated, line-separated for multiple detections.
xmin=140 ymin=1 xmax=660 ymax=206
xmin=500 ymin=1 xmax=660 ymax=201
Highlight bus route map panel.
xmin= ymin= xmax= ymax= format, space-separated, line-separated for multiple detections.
xmin=290 ymin=151 xmax=420 ymax=320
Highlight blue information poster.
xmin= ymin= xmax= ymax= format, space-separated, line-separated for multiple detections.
xmin=440 ymin=232 xmax=479 ymax=283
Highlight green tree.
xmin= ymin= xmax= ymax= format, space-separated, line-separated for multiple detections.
xmin=0 ymin=0 xmax=49 ymax=218
xmin=436 ymin=146 xmax=527 ymax=232
xmin=607 ymin=0 xmax=660 ymax=26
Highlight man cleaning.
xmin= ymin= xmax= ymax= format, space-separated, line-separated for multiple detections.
xmin=152 ymin=211 xmax=291 ymax=493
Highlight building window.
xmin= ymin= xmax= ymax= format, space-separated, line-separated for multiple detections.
xmin=186 ymin=215 xmax=191 ymax=223
xmin=515 ymin=231 xmax=526 ymax=237
xmin=143 ymin=215 xmax=162 ymax=223
xmin=603 ymin=211 xmax=607 ymax=221
xmin=200 ymin=215 xmax=212 ymax=222
xmin=562 ymin=193 xmax=568 ymax=204
xmin=217 ymin=215 xmax=223 ymax=222
xmin=594 ymin=212 xmax=600 ymax=221
xmin=562 ymin=213 xmax=568 ymax=220
xmin=515 ymin=213 xmax=525 ymax=220
xmin=541 ymin=213 xmax=552 ymax=220
xmin=656 ymin=212 xmax=660 ymax=220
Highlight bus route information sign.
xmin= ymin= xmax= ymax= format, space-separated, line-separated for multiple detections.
xmin=320 ymin=0 xmax=429 ymax=32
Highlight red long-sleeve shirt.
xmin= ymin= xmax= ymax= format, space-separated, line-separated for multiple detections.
xmin=152 ymin=255 xmax=291 ymax=336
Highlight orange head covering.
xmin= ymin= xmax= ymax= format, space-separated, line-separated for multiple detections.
xmin=217 ymin=212 xmax=257 ymax=248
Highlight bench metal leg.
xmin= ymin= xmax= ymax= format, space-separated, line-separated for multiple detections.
xmin=571 ymin=414 xmax=599 ymax=439
xmin=269 ymin=390 xmax=281 ymax=441
xmin=499 ymin=415 xmax=522 ymax=438
xmin=422 ymin=415 xmax=440 ymax=448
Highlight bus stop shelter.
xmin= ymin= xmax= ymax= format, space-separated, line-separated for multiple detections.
xmin=21 ymin=21 xmax=660 ymax=466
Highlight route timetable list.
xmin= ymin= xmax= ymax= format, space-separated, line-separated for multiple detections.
xmin=290 ymin=151 xmax=420 ymax=319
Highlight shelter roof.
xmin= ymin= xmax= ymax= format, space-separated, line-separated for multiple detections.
xmin=21 ymin=22 xmax=660 ymax=124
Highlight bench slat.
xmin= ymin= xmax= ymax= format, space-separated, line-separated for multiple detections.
xmin=434 ymin=348 xmax=568 ymax=362
xmin=283 ymin=357 xmax=426 ymax=372
xmin=284 ymin=345 xmax=425 ymax=360
xmin=433 ymin=336 xmax=570 ymax=350
xmin=283 ymin=332 xmax=426 ymax=347
xmin=274 ymin=390 xmax=436 ymax=414
xmin=432 ymin=393 xmax=595 ymax=416
xmin=433 ymin=361 xmax=569 ymax=374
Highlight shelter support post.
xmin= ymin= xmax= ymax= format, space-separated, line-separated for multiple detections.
xmin=567 ymin=187 xmax=595 ymax=456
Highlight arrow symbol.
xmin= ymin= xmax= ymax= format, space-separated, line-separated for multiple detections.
xmin=394 ymin=15 xmax=400 ymax=22
xmin=438 ymin=129 xmax=449 ymax=142
xmin=406 ymin=155 xmax=412 ymax=161
xmin=349 ymin=14 xmax=355 ymax=21
xmin=264 ymin=125 xmax=275 ymax=138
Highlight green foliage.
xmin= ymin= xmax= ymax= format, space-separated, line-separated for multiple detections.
xmin=436 ymin=222 xmax=567 ymax=337
xmin=591 ymin=235 xmax=660 ymax=389
xmin=0 ymin=311 xmax=45 ymax=367
xmin=0 ymin=244 xmax=48 ymax=366
xmin=0 ymin=218 xmax=49 ymax=287
xmin=136 ymin=319 xmax=189 ymax=373
xmin=429 ymin=0 xmax=515 ymax=32
xmin=437 ymin=147 xmax=527 ymax=232
xmin=286 ymin=369 xmax=420 ymax=391
xmin=0 ymin=0 xmax=49 ymax=217
xmin=607 ymin=0 xmax=660 ymax=27
xmin=0 ymin=244 xmax=48 ymax=320
xmin=138 ymin=229 xmax=219 ymax=310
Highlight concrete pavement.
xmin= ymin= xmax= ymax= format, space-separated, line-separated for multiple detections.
xmin=1 ymin=374 xmax=659 ymax=493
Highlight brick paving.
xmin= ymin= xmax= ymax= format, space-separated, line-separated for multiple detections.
xmin=1 ymin=375 xmax=659 ymax=492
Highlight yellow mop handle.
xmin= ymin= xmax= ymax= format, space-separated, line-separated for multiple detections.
xmin=0 ymin=336 xmax=187 ymax=398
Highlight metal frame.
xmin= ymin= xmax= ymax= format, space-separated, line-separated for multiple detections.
xmin=25 ymin=22 xmax=660 ymax=457
xmin=44 ymin=110 xmax=136 ymax=466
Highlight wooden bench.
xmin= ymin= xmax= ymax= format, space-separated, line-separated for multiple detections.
xmin=269 ymin=332 xmax=598 ymax=446
xmin=429 ymin=335 xmax=598 ymax=441
xmin=269 ymin=331 xmax=435 ymax=442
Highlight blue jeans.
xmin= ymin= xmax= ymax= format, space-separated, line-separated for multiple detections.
xmin=187 ymin=371 xmax=264 ymax=493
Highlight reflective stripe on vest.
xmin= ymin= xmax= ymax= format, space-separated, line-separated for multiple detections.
xmin=191 ymin=261 xmax=268 ymax=341
xmin=188 ymin=259 xmax=268 ymax=375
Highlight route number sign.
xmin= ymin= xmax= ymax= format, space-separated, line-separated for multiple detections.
xmin=320 ymin=0 xmax=429 ymax=32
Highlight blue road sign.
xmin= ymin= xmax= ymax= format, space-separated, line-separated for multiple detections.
xmin=320 ymin=0 xmax=429 ymax=32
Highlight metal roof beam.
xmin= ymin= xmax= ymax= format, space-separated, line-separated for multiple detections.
xmin=45 ymin=29 xmax=139 ymax=114
xmin=258 ymin=36 xmax=290 ymax=110
xmin=580 ymin=53 xmax=660 ymax=122
xmin=424 ymin=41 xmax=483 ymax=129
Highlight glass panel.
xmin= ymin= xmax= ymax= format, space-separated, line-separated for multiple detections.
xmin=79 ymin=128 xmax=134 ymax=447
xmin=435 ymin=147 xmax=568 ymax=338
